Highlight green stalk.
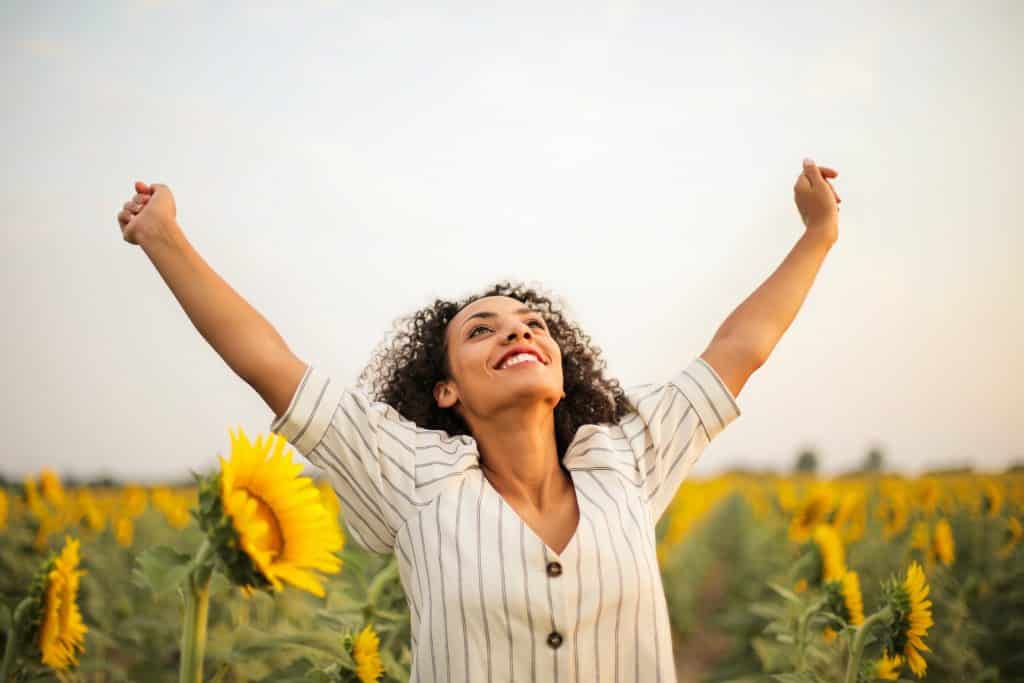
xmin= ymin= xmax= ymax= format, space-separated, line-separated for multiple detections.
xmin=180 ymin=539 xmax=215 ymax=683
xmin=0 ymin=599 xmax=32 ymax=683
xmin=843 ymin=605 xmax=893 ymax=683
xmin=796 ymin=597 xmax=827 ymax=671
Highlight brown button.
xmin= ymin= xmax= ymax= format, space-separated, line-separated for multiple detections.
xmin=547 ymin=631 xmax=563 ymax=649
xmin=546 ymin=561 xmax=563 ymax=577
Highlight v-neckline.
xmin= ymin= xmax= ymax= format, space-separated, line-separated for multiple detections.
xmin=481 ymin=466 xmax=582 ymax=560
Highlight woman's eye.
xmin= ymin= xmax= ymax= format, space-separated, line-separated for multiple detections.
xmin=469 ymin=319 xmax=544 ymax=337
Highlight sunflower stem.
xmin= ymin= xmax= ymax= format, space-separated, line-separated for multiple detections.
xmin=796 ymin=597 xmax=827 ymax=671
xmin=843 ymin=605 xmax=892 ymax=683
xmin=180 ymin=539 xmax=214 ymax=683
xmin=0 ymin=598 xmax=32 ymax=683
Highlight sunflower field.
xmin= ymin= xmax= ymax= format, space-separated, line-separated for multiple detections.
xmin=1 ymin=428 xmax=1022 ymax=682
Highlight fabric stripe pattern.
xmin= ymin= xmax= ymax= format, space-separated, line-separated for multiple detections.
xmin=269 ymin=356 xmax=740 ymax=682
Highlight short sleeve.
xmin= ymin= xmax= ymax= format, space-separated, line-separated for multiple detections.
xmin=621 ymin=357 xmax=741 ymax=523
xmin=269 ymin=363 xmax=421 ymax=555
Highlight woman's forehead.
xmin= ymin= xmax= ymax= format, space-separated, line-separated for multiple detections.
xmin=455 ymin=295 xmax=527 ymax=320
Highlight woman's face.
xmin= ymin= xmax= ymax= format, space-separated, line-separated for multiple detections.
xmin=435 ymin=295 xmax=564 ymax=418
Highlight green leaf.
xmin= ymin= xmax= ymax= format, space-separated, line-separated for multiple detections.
xmin=772 ymin=673 xmax=822 ymax=683
xmin=230 ymin=626 xmax=345 ymax=660
xmin=132 ymin=545 xmax=193 ymax=597
xmin=379 ymin=647 xmax=409 ymax=681
xmin=750 ymin=601 xmax=787 ymax=619
xmin=767 ymin=583 xmax=803 ymax=604
xmin=0 ymin=602 xmax=10 ymax=632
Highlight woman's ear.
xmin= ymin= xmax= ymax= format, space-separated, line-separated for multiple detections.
xmin=434 ymin=380 xmax=458 ymax=409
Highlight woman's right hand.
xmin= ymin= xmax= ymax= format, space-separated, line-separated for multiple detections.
xmin=117 ymin=180 xmax=177 ymax=246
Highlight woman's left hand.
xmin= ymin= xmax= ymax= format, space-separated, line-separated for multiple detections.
xmin=794 ymin=158 xmax=841 ymax=242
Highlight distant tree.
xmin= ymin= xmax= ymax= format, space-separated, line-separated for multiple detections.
xmin=795 ymin=449 xmax=819 ymax=474
xmin=863 ymin=447 xmax=885 ymax=473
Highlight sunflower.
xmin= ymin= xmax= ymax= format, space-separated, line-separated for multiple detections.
xmin=981 ymin=480 xmax=1002 ymax=518
xmin=74 ymin=490 xmax=105 ymax=532
xmin=789 ymin=490 xmax=833 ymax=542
xmin=872 ymin=653 xmax=902 ymax=680
xmin=349 ymin=624 xmax=384 ymax=683
xmin=0 ymin=489 xmax=7 ymax=530
xmin=121 ymin=485 xmax=148 ymax=518
xmin=39 ymin=468 xmax=65 ymax=507
xmin=151 ymin=487 xmax=192 ymax=529
xmin=878 ymin=494 xmax=909 ymax=539
xmin=24 ymin=476 xmax=47 ymax=517
xmin=27 ymin=536 xmax=89 ymax=670
xmin=909 ymin=521 xmax=929 ymax=555
xmin=880 ymin=561 xmax=933 ymax=678
xmin=833 ymin=490 xmax=866 ymax=543
xmin=932 ymin=518 xmax=954 ymax=566
xmin=114 ymin=517 xmax=134 ymax=547
xmin=811 ymin=524 xmax=846 ymax=584
xmin=912 ymin=479 xmax=940 ymax=515
xmin=198 ymin=427 xmax=344 ymax=596
xmin=823 ymin=570 xmax=864 ymax=641
xmin=1000 ymin=516 xmax=1022 ymax=557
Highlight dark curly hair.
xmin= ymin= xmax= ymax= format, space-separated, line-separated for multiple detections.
xmin=355 ymin=281 xmax=637 ymax=461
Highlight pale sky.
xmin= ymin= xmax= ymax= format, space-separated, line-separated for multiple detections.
xmin=1 ymin=1 xmax=1021 ymax=481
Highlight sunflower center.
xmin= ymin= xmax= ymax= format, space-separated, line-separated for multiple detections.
xmin=248 ymin=492 xmax=285 ymax=559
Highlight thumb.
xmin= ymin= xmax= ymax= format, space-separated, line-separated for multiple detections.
xmin=802 ymin=158 xmax=823 ymax=186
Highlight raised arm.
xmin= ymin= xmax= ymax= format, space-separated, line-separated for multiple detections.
xmin=699 ymin=159 xmax=841 ymax=397
xmin=115 ymin=181 xmax=306 ymax=418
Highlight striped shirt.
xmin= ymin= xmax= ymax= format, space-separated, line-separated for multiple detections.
xmin=269 ymin=356 xmax=741 ymax=682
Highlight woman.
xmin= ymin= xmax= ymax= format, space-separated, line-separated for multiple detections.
xmin=114 ymin=158 xmax=840 ymax=681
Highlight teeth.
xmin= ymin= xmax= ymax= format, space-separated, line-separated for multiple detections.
xmin=500 ymin=353 xmax=540 ymax=369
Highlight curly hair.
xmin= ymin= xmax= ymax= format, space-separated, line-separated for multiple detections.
xmin=355 ymin=281 xmax=637 ymax=461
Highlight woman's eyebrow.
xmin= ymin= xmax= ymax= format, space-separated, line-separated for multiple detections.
xmin=460 ymin=307 xmax=536 ymax=330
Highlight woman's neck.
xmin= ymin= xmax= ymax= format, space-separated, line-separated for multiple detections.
xmin=470 ymin=405 xmax=567 ymax=511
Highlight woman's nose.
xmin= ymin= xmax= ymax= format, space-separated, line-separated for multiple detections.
xmin=506 ymin=323 xmax=533 ymax=341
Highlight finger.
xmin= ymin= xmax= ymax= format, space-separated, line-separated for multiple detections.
xmin=822 ymin=178 xmax=842 ymax=203
xmin=819 ymin=167 xmax=838 ymax=177
xmin=135 ymin=181 xmax=152 ymax=194
xmin=802 ymin=158 xmax=824 ymax=186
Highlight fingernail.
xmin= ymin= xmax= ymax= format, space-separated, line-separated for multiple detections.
xmin=803 ymin=158 xmax=814 ymax=166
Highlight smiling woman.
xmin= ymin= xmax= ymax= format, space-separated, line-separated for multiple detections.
xmin=262 ymin=279 xmax=742 ymax=681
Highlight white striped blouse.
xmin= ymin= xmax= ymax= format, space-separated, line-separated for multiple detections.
xmin=269 ymin=356 xmax=741 ymax=682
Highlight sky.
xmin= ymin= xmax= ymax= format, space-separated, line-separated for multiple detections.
xmin=1 ymin=0 xmax=1021 ymax=481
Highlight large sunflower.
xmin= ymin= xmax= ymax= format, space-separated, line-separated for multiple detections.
xmin=199 ymin=427 xmax=344 ymax=596
xmin=32 ymin=536 xmax=88 ymax=670
xmin=881 ymin=561 xmax=933 ymax=678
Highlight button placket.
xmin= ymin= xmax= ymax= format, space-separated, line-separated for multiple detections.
xmin=543 ymin=546 xmax=570 ymax=654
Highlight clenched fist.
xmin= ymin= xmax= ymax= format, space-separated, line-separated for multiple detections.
xmin=117 ymin=180 xmax=177 ymax=246
xmin=794 ymin=158 xmax=841 ymax=242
